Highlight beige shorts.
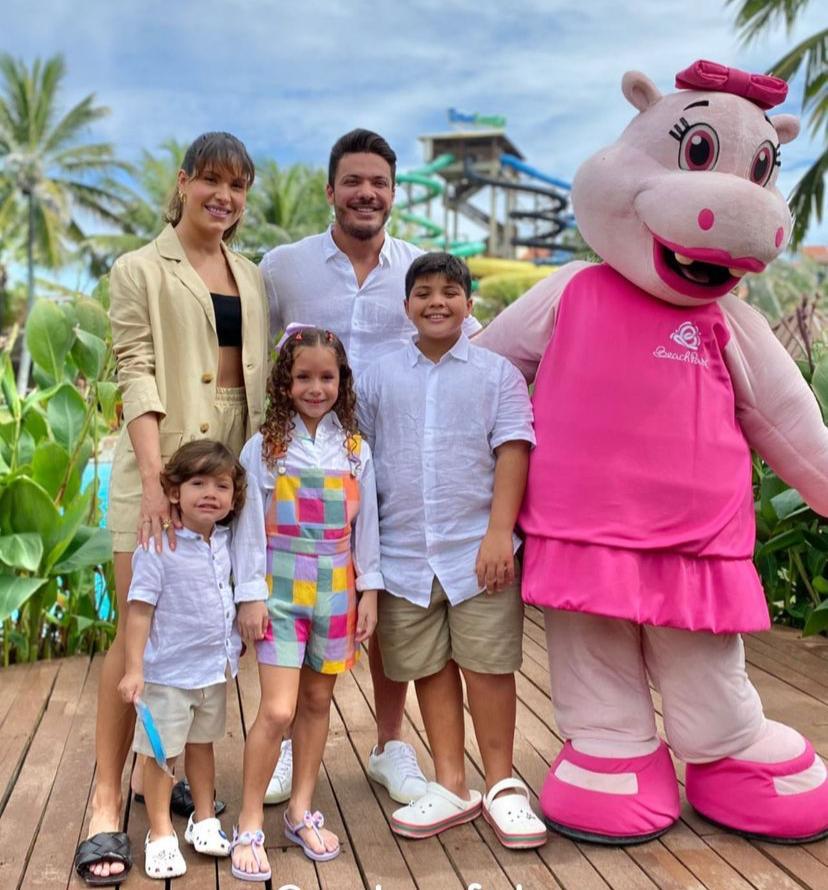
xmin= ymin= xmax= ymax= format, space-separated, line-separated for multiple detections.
xmin=377 ymin=575 xmax=524 ymax=682
xmin=133 ymin=681 xmax=227 ymax=758
xmin=108 ymin=386 xmax=248 ymax=552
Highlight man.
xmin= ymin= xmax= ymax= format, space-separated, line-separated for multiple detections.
xmin=260 ymin=128 xmax=480 ymax=804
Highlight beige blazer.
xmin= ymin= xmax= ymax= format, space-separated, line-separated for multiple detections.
xmin=107 ymin=224 xmax=269 ymax=542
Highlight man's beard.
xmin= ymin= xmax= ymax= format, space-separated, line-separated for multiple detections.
xmin=334 ymin=204 xmax=390 ymax=241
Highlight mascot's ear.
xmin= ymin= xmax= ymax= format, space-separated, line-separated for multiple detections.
xmin=622 ymin=71 xmax=662 ymax=112
xmin=771 ymin=113 xmax=800 ymax=145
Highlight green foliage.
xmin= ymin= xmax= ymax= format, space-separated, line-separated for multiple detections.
xmin=728 ymin=2 xmax=827 ymax=246
xmin=0 ymin=288 xmax=119 ymax=663
xmin=753 ymin=352 xmax=828 ymax=636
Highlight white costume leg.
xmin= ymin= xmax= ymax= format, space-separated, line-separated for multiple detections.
xmin=643 ymin=626 xmax=828 ymax=841
xmin=541 ymin=610 xmax=679 ymax=843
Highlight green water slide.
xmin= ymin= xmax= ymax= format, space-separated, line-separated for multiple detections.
xmin=396 ymin=153 xmax=486 ymax=257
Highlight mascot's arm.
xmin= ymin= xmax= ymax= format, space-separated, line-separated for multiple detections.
xmin=473 ymin=261 xmax=591 ymax=383
xmin=722 ymin=293 xmax=828 ymax=516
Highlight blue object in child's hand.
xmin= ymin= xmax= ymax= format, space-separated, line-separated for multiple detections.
xmin=134 ymin=697 xmax=175 ymax=777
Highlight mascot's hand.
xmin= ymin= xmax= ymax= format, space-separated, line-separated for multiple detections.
xmin=476 ymin=530 xmax=516 ymax=593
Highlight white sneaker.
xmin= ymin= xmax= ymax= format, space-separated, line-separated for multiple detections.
xmin=264 ymin=739 xmax=292 ymax=805
xmin=367 ymin=740 xmax=428 ymax=804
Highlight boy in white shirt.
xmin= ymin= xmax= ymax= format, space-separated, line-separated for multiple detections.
xmin=357 ymin=253 xmax=546 ymax=848
xmin=118 ymin=440 xmax=248 ymax=879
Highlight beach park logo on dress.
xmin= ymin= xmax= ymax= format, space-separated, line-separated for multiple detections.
xmin=653 ymin=321 xmax=709 ymax=367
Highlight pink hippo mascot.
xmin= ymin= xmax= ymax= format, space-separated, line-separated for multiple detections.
xmin=476 ymin=60 xmax=828 ymax=844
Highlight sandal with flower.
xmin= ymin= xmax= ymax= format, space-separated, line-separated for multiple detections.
xmin=229 ymin=828 xmax=271 ymax=882
xmin=284 ymin=810 xmax=340 ymax=861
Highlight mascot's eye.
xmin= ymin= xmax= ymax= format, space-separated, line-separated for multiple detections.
xmin=678 ymin=123 xmax=720 ymax=172
xmin=750 ymin=141 xmax=776 ymax=187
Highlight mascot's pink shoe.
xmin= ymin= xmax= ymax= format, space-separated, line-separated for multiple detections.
xmin=541 ymin=741 xmax=680 ymax=844
xmin=685 ymin=740 xmax=828 ymax=843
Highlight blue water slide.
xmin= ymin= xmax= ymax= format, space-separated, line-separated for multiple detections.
xmin=500 ymin=153 xmax=571 ymax=192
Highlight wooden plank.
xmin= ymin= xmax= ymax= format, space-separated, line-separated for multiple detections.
xmin=756 ymin=842 xmax=828 ymax=890
xmin=0 ymin=657 xmax=88 ymax=889
xmin=658 ymin=821 xmax=757 ymax=890
xmin=744 ymin=639 xmax=828 ymax=707
xmin=20 ymin=656 xmax=100 ymax=890
xmin=0 ymin=661 xmax=31 ymax=732
xmin=0 ymin=660 xmax=60 ymax=815
xmin=703 ymin=834 xmax=805 ymax=890
xmin=578 ymin=846 xmax=660 ymax=890
xmin=67 ymin=656 xmax=135 ymax=890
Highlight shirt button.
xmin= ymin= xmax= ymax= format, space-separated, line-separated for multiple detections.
xmin=200 ymin=422 xmax=209 ymax=433
xmin=201 ymin=372 xmax=213 ymax=384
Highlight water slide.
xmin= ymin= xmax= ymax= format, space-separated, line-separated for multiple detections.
xmin=396 ymin=154 xmax=487 ymax=257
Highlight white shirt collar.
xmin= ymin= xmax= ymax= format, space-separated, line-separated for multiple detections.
xmin=291 ymin=411 xmax=343 ymax=439
xmin=176 ymin=524 xmax=231 ymax=542
xmin=322 ymin=226 xmax=391 ymax=269
xmin=406 ymin=332 xmax=471 ymax=366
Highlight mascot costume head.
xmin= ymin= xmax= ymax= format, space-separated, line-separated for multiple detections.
xmin=477 ymin=60 xmax=828 ymax=844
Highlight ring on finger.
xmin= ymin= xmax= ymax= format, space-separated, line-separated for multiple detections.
xmin=161 ymin=520 xmax=171 ymax=531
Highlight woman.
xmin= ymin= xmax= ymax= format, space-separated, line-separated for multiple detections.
xmin=73 ymin=132 xmax=268 ymax=886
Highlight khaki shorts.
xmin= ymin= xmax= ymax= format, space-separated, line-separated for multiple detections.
xmin=133 ymin=681 xmax=227 ymax=758
xmin=108 ymin=386 xmax=248 ymax=552
xmin=377 ymin=575 xmax=524 ymax=682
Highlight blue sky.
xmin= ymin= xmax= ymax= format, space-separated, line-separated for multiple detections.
xmin=4 ymin=0 xmax=827 ymax=268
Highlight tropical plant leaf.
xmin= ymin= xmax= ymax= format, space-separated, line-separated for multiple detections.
xmin=71 ymin=329 xmax=106 ymax=379
xmin=53 ymin=526 xmax=112 ymax=573
xmin=0 ymin=532 xmax=43 ymax=571
xmin=812 ymin=354 xmax=828 ymax=418
xmin=769 ymin=487 xmax=807 ymax=520
xmin=46 ymin=382 xmax=86 ymax=451
xmin=43 ymin=488 xmax=90 ymax=571
xmin=803 ymin=598 xmax=828 ymax=636
xmin=31 ymin=440 xmax=70 ymax=499
xmin=0 ymin=476 xmax=61 ymax=554
xmin=1 ymin=352 xmax=20 ymax=421
xmin=0 ymin=574 xmax=49 ymax=622
xmin=25 ymin=298 xmax=74 ymax=381
xmin=73 ymin=296 xmax=109 ymax=340
xmin=96 ymin=381 xmax=120 ymax=427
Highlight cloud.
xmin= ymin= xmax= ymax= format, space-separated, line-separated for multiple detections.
xmin=4 ymin=0 xmax=826 ymax=245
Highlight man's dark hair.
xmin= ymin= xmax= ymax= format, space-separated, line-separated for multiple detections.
xmin=405 ymin=252 xmax=472 ymax=299
xmin=328 ymin=129 xmax=397 ymax=186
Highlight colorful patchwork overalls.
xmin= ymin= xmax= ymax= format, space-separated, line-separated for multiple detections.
xmin=255 ymin=440 xmax=362 ymax=674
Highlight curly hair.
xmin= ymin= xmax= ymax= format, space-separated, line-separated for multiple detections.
xmin=261 ymin=327 xmax=360 ymax=469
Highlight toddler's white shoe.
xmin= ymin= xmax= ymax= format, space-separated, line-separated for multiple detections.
xmin=367 ymin=740 xmax=428 ymax=804
xmin=264 ymin=739 xmax=293 ymax=805
xmin=144 ymin=831 xmax=186 ymax=879
xmin=184 ymin=813 xmax=230 ymax=856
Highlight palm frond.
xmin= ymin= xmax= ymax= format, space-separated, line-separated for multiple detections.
xmin=727 ymin=0 xmax=814 ymax=43
xmin=789 ymin=143 xmax=828 ymax=247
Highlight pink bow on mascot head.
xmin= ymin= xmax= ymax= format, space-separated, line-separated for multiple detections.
xmin=572 ymin=59 xmax=799 ymax=308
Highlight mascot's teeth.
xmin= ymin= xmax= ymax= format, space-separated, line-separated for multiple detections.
xmin=728 ymin=267 xmax=747 ymax=278
xmin=674 ymin=253 xmax=694 ymax=265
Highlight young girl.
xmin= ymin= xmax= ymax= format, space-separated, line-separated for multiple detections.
xmin=117 ymin=440 xmax=248 ymax=880
xmin=231 ymin=325 xmax=381 ymax=881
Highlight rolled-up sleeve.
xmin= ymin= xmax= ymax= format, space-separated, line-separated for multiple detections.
xmin=128 ymin=547 xmax=164 ymax=606
xmin=109 ymin=258 xmax=165 ymax=424
xmin=491 ymin=360 xmax=536 ymax=450
xmin=353 ymin=444 xmax=384 ymax=591
xmin=231 ymin=436 xmax=270 ymax=603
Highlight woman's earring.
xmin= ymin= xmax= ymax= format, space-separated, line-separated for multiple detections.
xmin=178 ymin=191 xmax=186 ymax=203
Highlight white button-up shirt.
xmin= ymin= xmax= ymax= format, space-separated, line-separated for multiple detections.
xmin=357 ymin=334 xmax=535 ymax=607
xmin=128 ymin=525 xmax=241 ymax=688
xmin=234 ymin=413 xmax=385 ymax=595
xmin=260 ymin=227 xmax=480 ymax=380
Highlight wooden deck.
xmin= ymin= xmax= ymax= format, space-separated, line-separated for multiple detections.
xmin=2 ymin=606 xmax=828 ymax=890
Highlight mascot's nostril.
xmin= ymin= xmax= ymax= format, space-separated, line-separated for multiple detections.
xmin=775 ymin=227 xmax=784 ymax=249
xmin=698 ymin=209 xmax=715 ymax=231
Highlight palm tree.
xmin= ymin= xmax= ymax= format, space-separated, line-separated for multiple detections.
xmin=240 ymin=160 xmax=331 ymax=260
xmin=81 ymin=139 xmax=186 ymax=276
xmin=0 ymin=53 xmax=129 ymax=390
xmin=728 ymin=1 xmax=827 ymax=246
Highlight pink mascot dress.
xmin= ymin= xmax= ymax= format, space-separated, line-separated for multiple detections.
xmin=476 ymin=60 xmax=828 ymax=844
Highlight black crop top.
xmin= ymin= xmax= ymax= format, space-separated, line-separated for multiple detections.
xmin=210 ymin=293 xmax=243 ymax=347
